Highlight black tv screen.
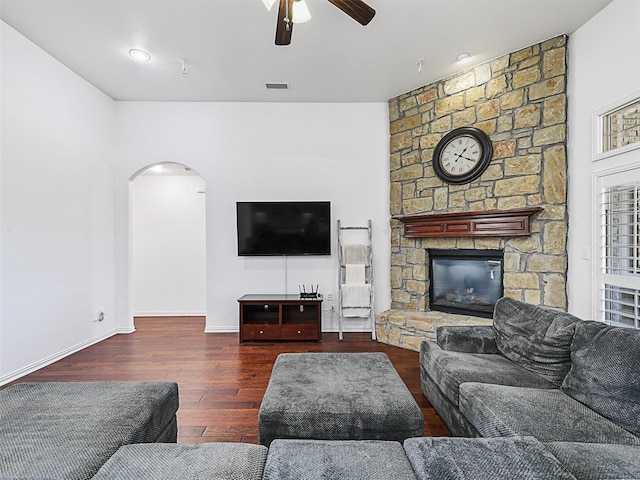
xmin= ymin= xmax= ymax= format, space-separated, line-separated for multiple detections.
xmin=236 ymin=201 xmax=331 ymax=256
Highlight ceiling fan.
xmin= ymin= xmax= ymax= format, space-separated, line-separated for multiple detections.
xmin=275 ymin=0 xmax=376 ymax=46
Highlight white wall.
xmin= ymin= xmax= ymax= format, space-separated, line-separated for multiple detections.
xmin=0 ymin=22 xmax=116 ymax=383
xmin=114 ymin=102 xmax=390 ymax=333
xmin=0 ymin=21 xmax=390 ymax=383
xmin=567 ymin=0 xmax=640 ymax=319
xmin=132 ymin=172 xmax=206 ymax=316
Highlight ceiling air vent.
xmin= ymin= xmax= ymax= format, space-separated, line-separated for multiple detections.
xmin=266 ymin=82 xmax=289 ymax=90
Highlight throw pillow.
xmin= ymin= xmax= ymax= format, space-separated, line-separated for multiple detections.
xmin=493 ymin=297 xmax=581 ymax=387
xmin=561 ymin=321 xmax=640 ymax=438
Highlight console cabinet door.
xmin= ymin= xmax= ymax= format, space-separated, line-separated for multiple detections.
xmin=243 ymin=324 xmax=281 ymax=340
xmin=280 ymin=324 xmax=319 ymax=340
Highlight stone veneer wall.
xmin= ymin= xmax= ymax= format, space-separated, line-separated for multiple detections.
xmin=377 ymin=36 xmax=568 ymax=350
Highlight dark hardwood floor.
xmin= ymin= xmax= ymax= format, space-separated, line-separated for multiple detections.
xmin=7 ymin=316 xmax=450 ymax=443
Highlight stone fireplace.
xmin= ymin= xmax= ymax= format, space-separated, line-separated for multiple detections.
xmin=376 ymin=36 xmax=569 ymax=351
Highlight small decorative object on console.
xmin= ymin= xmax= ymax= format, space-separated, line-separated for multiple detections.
xmin=299 ymin=284 xmax=320 ymax=299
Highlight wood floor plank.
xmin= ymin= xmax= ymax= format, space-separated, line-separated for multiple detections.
xmin=5 ymin=316 xmax=451 ymax=442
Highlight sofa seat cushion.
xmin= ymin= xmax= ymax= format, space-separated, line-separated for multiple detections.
xmin=92 ymin=443 xmax=268 ymax=480
xmin=0 ymin=381 xmax=179 ymax=480
xmin=404 ymin=436 xmax=576 ymax=480
xmin=561 ymin=321 xmax=640 ymax=438
xmin=263 ymin=439 xmax=417 ymax=480
xmin=544 ymin=442 xmax=640 ymax=480
xmin=493 ymin=297 xmax=581 ymax=387
xmin=459 ymin=382 xmax=640 ymax=444
xmin=421 ymin=340 xmax=553 ymax=407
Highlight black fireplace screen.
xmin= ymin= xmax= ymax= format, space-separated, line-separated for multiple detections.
xmin=428 ymin=249 xmax=504 ymax=318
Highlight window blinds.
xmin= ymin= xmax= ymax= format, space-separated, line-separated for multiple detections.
xmin=601 ymin=182 xmax=640 ymax=328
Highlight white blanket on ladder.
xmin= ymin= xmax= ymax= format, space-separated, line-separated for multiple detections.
xmin=342 ymin=307 xmax=370 ymax=318
xmin=341 ymin=284 xmax=371 ymax=317
xmin=345 ymin=264 xmax=366 ymax=284
xmin=342 ymin=244 xmax=369 ymax=265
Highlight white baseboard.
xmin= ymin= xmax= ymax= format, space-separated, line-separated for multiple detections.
xmin=0 ymin=330 xmax=118 ymax=386
xmin=116 ymin=326 xmax=136 ymax=334
xmin=322 ymin=327 xmax=373 ymax=333
xmin=204 ymin=325 xmax=238 ymax=333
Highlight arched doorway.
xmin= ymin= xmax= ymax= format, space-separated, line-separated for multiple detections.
xmin=130 ymin=162 xmax=206 ymax=321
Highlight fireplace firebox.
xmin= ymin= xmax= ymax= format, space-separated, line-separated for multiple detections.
xmin=428 ymin=249 xmax=504 ymax=318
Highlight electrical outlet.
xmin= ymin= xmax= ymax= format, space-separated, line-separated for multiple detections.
xmin=95 ymin=309 xmax=105 ymax=322
xmin=327 ymin=293 xmax=333 ymax=301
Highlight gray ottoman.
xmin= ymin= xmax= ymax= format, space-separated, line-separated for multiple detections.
xmin=258 ymin=352 xmax=424 ymax=447
xmin=92 ymin=443 xmax=268 ymax=480
xmin=263 ymin=439 xmax=417 ymax=480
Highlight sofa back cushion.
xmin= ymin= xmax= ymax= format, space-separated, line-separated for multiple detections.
xmin=493 ymin=297 xmax=581 ymax=387
xmin=561 ymin=321 xmax=640 ymax=438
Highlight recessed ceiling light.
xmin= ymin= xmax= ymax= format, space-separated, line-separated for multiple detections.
xmin=456 ymin=52 xmax=471 ymax=62
xmin=129 ymin=49 xmax=151 ymax=62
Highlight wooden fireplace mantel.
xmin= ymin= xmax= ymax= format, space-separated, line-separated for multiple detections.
xmin=395 ymin=207 xmax=543 ymax=238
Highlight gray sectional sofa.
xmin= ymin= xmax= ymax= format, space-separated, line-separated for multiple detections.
xmin=420 ymin=296 xmax=640 ymax=479
xmin=0 ymin=381 xmax=179 ymax=480
xmin=4 ymin=298 xmax=640 ymax=479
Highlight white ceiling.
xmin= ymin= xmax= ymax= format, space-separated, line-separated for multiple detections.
xmin=0 ymin=0 xmax=612 ymax=103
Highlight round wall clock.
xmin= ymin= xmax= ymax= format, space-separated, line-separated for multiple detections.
xmin=432 ymin=127 xmax=493 ymax=184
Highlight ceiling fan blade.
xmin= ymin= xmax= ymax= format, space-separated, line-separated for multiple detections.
xmin=327 ymin=0 xmax=376 ymax=26
xmin=275 ymin=0 xmax=294 ymax=45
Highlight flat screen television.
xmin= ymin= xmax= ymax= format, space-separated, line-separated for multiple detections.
xmin=236 ymin=201 xmax=331 ymax=256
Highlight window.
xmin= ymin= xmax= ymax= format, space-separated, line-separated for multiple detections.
xmin=603 ymin=284 xmax=640 ymax=328
xmin=599 ymin=177 xmax=640 ymax=328
xmin=602 ymin=183 xmax=640 ymax=276
xmin=594 ymin=94 xmax=640 ymax=327
xmin=601 ymin=98 xmax=640 ymax=153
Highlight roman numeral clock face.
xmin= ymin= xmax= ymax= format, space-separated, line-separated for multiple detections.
xmin=442 ymin=136 xmax=481 ymax=175
xmin=432 ymin=127 xmax=493 ymax=184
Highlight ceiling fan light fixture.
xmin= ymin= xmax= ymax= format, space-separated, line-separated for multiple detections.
xmin=293 ymin=0 xmax=311 ymax=23
xmin=262 ymin=0 xmax=277 ymax=11
xmin=129 ymin=49 xmax=151 ymax=62
xmin=275 ymin=0 xmax=373 ymax=46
